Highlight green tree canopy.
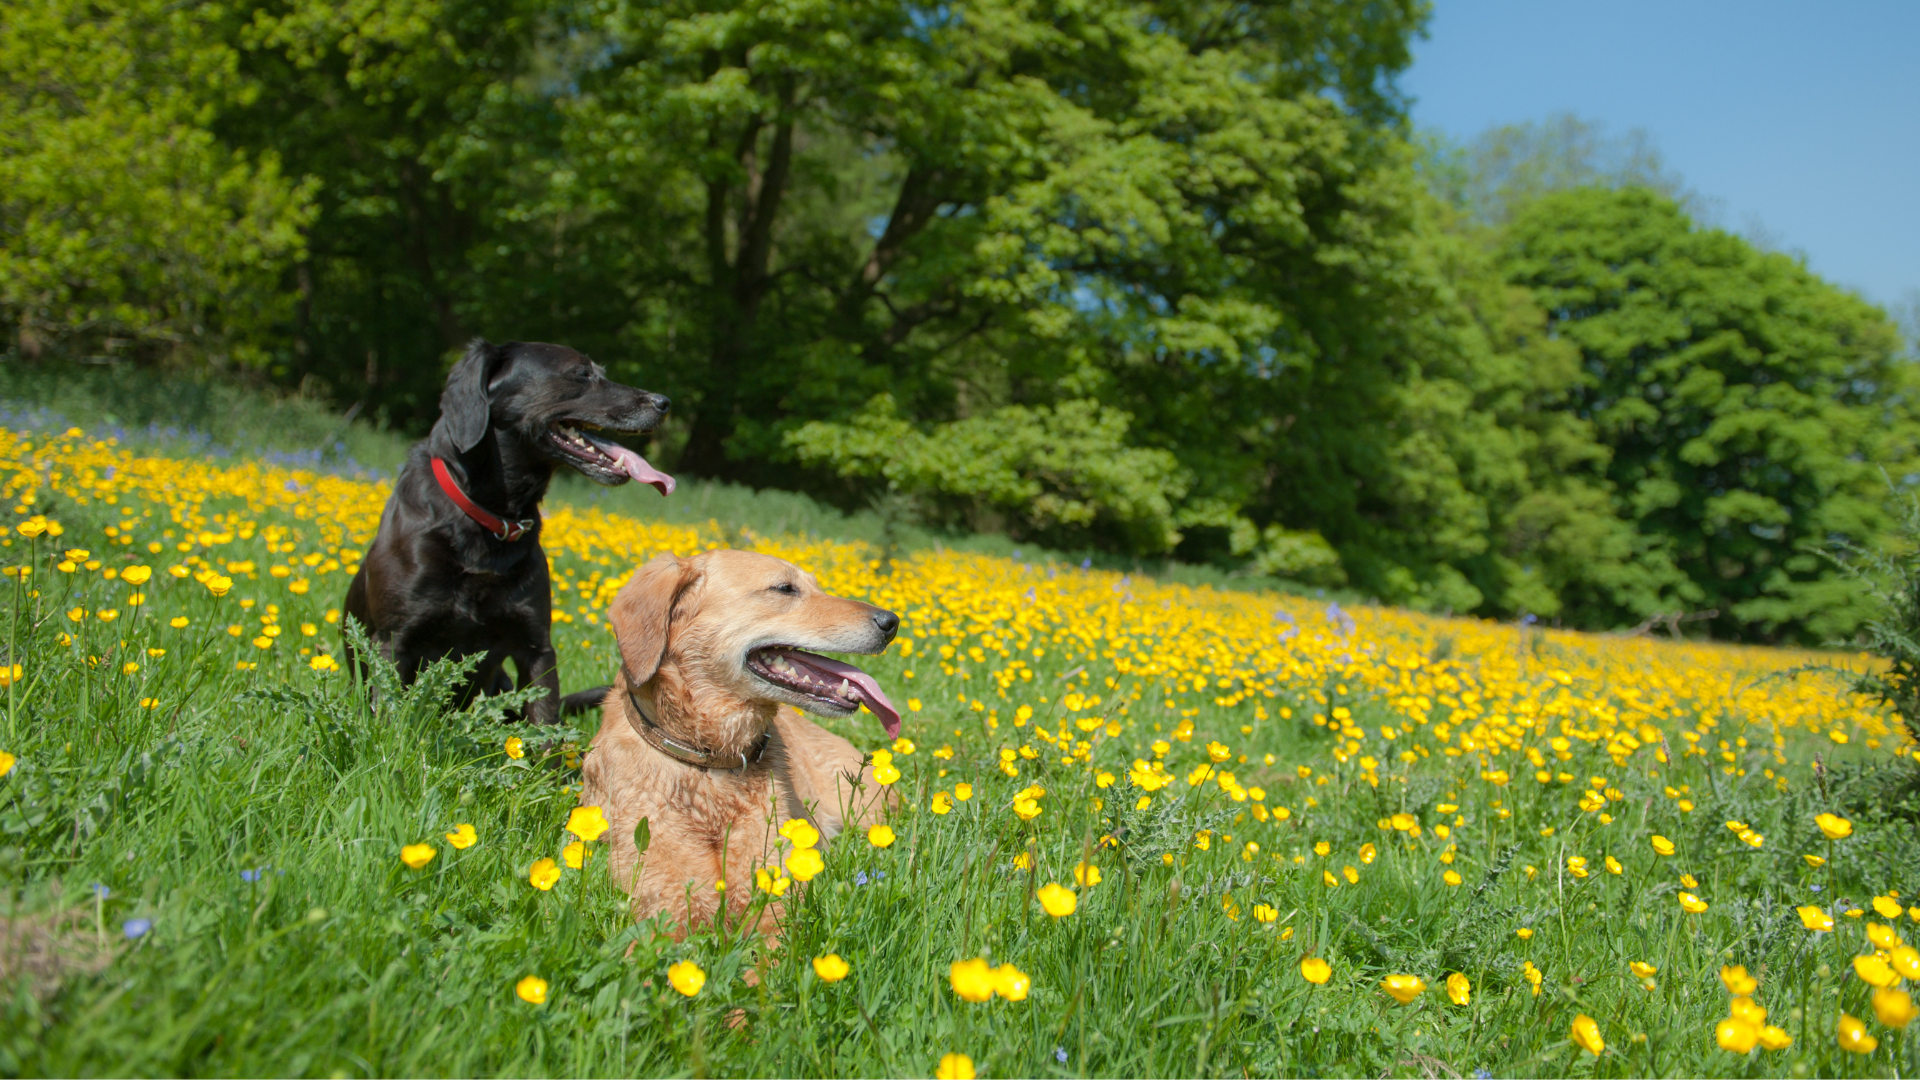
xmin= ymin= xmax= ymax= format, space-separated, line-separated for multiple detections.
xmin=1500 ymin=186 xmax=1919 ymax=640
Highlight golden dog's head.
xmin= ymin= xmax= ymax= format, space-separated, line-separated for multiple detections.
xmin=608 ymin=549 xmax=902 ymax=736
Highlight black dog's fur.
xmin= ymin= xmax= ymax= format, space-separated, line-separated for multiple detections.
xmin=343 ymin=339 xmax=670 ymax=723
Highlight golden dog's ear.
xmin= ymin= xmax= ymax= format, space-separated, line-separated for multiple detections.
xmin=609 ymin=553 xmax=701 ymax=687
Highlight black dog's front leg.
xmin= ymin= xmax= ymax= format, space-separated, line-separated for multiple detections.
xmin=515 ymin=643 xmax=562 ymax=725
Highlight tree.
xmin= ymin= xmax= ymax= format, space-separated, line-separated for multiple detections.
xmin=1501 ymin=187 xmax=1919 ymax=641
xmin=0 ymin=0 xmax=313 ymax=366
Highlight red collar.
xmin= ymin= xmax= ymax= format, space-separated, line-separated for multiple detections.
xmin=431 ymin=457 xmax=538 ymax=542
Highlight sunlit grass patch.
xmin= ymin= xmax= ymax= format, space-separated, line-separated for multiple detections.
xmin=0 ymin=426 xmax=1914 ymax=1076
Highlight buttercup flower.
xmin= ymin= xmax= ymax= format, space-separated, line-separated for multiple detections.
xmin=950 ymin=958 xmax=995 ymax=1002
xmin=1074 ymin=861 xmax=1101 ymax=887
xmin=565 ymin=805 xmax=610 ymax=842
xmin=935 ymin=1053 xmax=975 ymax=1080
xmin=1720 ymin=965 xmax=1757 ymax=995
xmin=1570 ymin=1014 xmax=1603 ymax=1056
xmin=1836 ymin=1013 xmax=1878 ymax=1054
xmin=1797 ymin=905 xmax=1834 ymax=932
xmin=868 ymin=824 xmax=895 ymax=848
xmin=1716 ymin=1017 xmax=1757 ymax=1053
xmin=812 ymin=954 xmax=851 ymax=982
xmin=1037 ymin=883 xmax=1077 ymax=917
xmin=563 ymin=840 xmax=586 ymax=869
xmin=1446 ymin=972 xmax=1470 ymax=1005
xmin=780 ymin=818 xmax=821 ymax=849
xmin=1852 ymin=954 xmax=1898 ymax=988
xmin=445 ymin=823 xmax=476 ymax=849
xmin=993 ymin=963 xmax=1030 ymax=1001
xmin=785 ymin=846 xmax=825 ymax=882
xmin=1679 ymin=892 xmax=1709 ymax=913
xmin=1816 ymin=812 xmax=1852 ymax=840
xmin=505 ymin=736 xmax=525 ymax=759
xmin=1381 ymin=974 xmax=1424 ymax=1004
xmin=400 ymin=843 xmax=435 ymax=869
xmin=516 ymin=976 xmax=548 ymax=1004
xmin=667 ymin=960 xmax=705 ymax=997
xmin=1300 ymin=957 xmax=1331 ymax=985
xmin=529 ymin=857 xmax=561 ymax=890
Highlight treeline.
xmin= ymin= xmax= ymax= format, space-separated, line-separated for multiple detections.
xmin=3 ymin=0 xmax=1914 ymax=642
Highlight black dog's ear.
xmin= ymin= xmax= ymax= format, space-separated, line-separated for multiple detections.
xmin=438 ymin=339 xmax=503 ymax=453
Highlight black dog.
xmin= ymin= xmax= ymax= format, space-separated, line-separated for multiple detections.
xmin=344 ymin=339 xmax=673 ymax=723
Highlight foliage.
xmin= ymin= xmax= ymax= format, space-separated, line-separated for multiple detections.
xmin=1502 ymin=187 xmax=1920 ymax=641
xmin=0 ymin=0 xmax=314 ymax=364
xmin=788 ymin=394 xmax=1190 ymax=553
xmin=1827 ymin=491 xmax=1920 ymax=771
xmin=1 ymin=429 xmax=1916 ymax=1076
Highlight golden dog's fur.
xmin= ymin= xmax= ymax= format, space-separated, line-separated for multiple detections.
xmin=579 ymin=549 xmax=899 ymax=934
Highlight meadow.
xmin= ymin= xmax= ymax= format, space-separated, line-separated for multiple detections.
xmin=1 ymin=423 xmax=1917 ymax=1078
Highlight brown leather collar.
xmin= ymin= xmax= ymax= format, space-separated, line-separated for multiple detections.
xmin=621 ymin=678 xmax=770 ymax=771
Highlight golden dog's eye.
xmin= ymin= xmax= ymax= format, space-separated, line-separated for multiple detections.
xmin=771 ymin=582 xmax=799 ymax=595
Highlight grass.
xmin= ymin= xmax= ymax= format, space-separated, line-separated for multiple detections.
xmin=1 ymin=412 xmax=1918 ymax=1077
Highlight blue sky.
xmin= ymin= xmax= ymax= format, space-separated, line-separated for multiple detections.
xmin=1400 ymin=0 xmax=1919 ymax=312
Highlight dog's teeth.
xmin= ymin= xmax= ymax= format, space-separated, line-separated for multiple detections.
xmin=837 ymin=679 xmax=852 ymax=696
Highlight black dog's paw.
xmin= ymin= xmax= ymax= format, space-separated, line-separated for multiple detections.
xmin=560 ymin=686 xmax=612 ymax=715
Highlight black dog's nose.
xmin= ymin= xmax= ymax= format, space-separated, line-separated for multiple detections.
xmin=649 ymin=393 xmax=671 ymax=412
xmin=872 ymin=609 xmax=899 ymax=636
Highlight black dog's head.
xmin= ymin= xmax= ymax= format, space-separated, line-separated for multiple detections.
xmin=435 ymin=339 xmax=675 ymax=494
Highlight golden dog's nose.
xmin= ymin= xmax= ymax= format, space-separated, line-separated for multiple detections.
xmin=872 ymin=609 xmax=899 ymax=636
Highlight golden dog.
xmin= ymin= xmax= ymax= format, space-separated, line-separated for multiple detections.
xmin=578 ymin=549 xmax=901 ymax=934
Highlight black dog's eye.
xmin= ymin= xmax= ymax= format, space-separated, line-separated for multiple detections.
xmin=771 ymin=582 xmax=799 ymax=596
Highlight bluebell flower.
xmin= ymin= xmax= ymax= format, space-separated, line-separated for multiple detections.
xmin=854 ymin=871 xmax=869 ymax=886
xmin=241 ymin=867 xmax=266 ymax=882
xmin=1080 ymin=558 xmax=1092 ymax=569
xmin=123 ymin=918 xmax=152 ymax=939
xmin=1473 ymin=1069 xmax=1493 ymax=1079
xmin=90 ymin=883 xmax=110 ymax=899
xmin=1054 ymin=1047 xmax=1068 ymax=1064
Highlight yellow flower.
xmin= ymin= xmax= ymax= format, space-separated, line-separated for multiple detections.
xmin=1342 ymin=865 xmax=1359 ymax=884
xmin=1570 ymin=1014 xmax=1603 ymax=1056
xmin=1359 ymin=842 xmax=1377 ymax=864
xmin=529 ymin=857 xmax=561 ymax=890
xmin=445 ymin=823 xmax=477 ymax=850
xmin=1874 ymin=895 xmax=1904 ymax=919
xmin=1037 ymin=883 xmax=1077 ymax=917
xmin=0 ymin=751 xmax=13 ymax=777
xmin=1892 ymin=945 xmax=1920 ymax=979
xmin=516 ymin=975 xmax=548 ymax=1004
xmin=1836 ymin=1013 xmax=1879 ymax=1054
xmin=954 ymin=783 xmax=972 ymax=801
xmin=169 ymin=616 xmax=189 ymax=628
xmin=1381 ymin=974 xmax=1425 ymax=1004
xmin=1206 ymin=740 xmax=1231 ymax=763
xmin=1803 ymin=854 xmax=1825 ymax=868
xmin=868 ymin=824 xmax=896 ymax=848
xmin=1679 ymin=892 xmax=1708 ymax=913
xmin=1757 ymin=1025 xmax=1793 ymax=1051
xmin=1313 ymin=841 xmax=1330 ymax=856
xmin=667 ymin=960 xmax=706 ymax=997
xmin=121 ymin=565 xmax=151 ymax=585
xmin=1816 ymin=812 xmax=1853 ymax=839
xmin=874 ymin=762 xmax=901 ymax=785
xmin=505 ymin=736 xmax=525 ymax=759
xmin=309 ymin=654 xmax=338 ymax=672
xmin=1013 ymin=796 xmax=1042 ymax=821
xmin=1567 ymin=856 xmax=1589 ymax=878
xmin=935 ymin=1053 xmax=975 ymax=1080
xmin=1797 ymin=904 xmax=1834 ymax=931
xmin=1446 ymin=972 xmax=1470 ymax=1005
xmin=931 ymin=792 xmax=953 ymax=814
xmin=812 ymin=954 xmax=851 ymax=983
xmin=993 ymin=963 xmax=1030 ymax=1001
xmin=1300 ymin=957 xmax=1331 ymax=985
xmin=1720 ymin=965 xmax=1757 ymax=995
xmin=950 ymin=958 xmax=995 ymax=1002
xmin=1252 ymin=904 xmax=1278 ymax=924
xmin=1730 ymin=996 xmax=1766 ymax=1026
xmin=400 ymin=843 xmax=436 ymax=869
xmin=1322 ymin=870 xmax=1338 ymax=888
xmin=1715 ymin=1017 xmax=1757 ymax=1053
xmin=1605 ymin=856 xmax=1623 ymax=875
xmin=1630 ymin=961 xmax=1657 ymax=978
xmin=1516 ymin=927 xmax=1534 ymax=939
xmin=1873 ymin=987 xmax=1918 ymax=1029
xmin=1443 ymin=870 xmax=1462 ymax=886
xmin=1013 ymin=851 xmax=1033 ymax=870
xmin=1852 ymin=954 xmax=1899 ymax=988
xmin=785 ymin=846 xmax=826 ymax=882
xmin=1867 ymin=922 xmax=1902 ymax=950
xmin=780 ymin=818 xmax=821 ymax=849
xmin=563 ymin=840 xmax=586 ymax=869
xmin=1074 ymin=861 xmax=1101 ymax=888
xmin=1522 ymin=961 xmax=1542 ymax=995
xmin=565 ymin=805 xmax=610 ymax=842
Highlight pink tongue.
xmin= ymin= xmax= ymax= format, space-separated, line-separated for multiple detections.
xmin=588 ymin=435 xmax=675 ymax=496
xmin=778 ymin=649 xmax=902 ymax=738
